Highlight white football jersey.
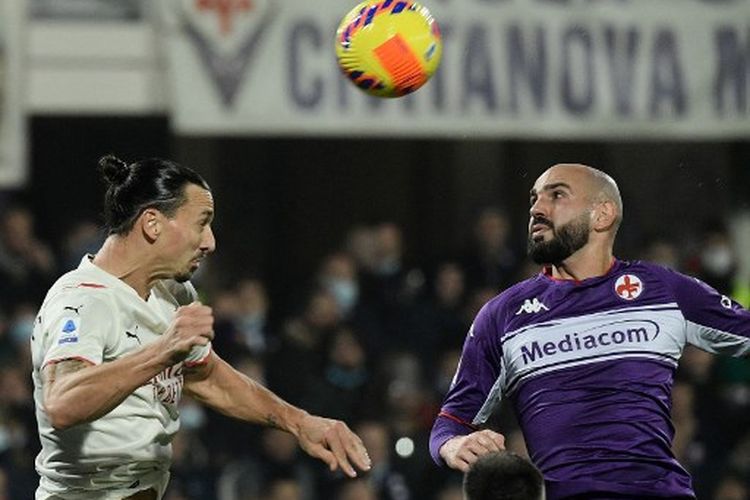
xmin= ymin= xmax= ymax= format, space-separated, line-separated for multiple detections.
xmin=31 ymin=255 xmax=211 ymax=497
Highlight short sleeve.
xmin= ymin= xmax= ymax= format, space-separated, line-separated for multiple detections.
xmin=40 ymin=292 xmax=116 ymax=368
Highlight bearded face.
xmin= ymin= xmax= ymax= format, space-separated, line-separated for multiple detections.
xmin=527 ymin=210 xmax=591 ymax=265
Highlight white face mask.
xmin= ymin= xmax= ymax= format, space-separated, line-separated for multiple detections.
xmin=9 ymin=317 xmax=34 ymax=345
xmin=327 ymin=279 xmax=359 ymax=315
xmin=179 ymin=402 xmax=206 ymax=431
xmin=701 ymin=245 xmax=734 ymax=275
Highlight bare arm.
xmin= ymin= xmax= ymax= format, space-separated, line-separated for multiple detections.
xmin=43 ymin=345 xmax=172 ymax=430
xmin=43 ymin=302 xmax=214 ymax=430
xmin=184 ymin=351 xmax=302 ymax=429
xmin=185 ymin=352 xmax=371 ymax=477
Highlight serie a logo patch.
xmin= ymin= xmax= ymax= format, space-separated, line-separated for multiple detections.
xmin=58 ymin=317 xmax=80 ymax=345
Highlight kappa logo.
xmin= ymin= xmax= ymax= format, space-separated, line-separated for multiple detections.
xmin=720 ymin=294 xmax=733 ymax=309
xmin=515 ymin=298 xmax=549 ymax=315
xmin=615 ymin=274 xmax=643 ymax=300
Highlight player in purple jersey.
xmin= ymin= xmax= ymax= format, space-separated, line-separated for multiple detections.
xmin=429 ymin=164 xmax=750 ymax=499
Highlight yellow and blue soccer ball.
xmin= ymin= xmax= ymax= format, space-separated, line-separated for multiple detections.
xmin=335 ymin=0 xmax=442 ymax=98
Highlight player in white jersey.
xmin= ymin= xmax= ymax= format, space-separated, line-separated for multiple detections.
xmin=31 ymin=155 xmax=371 ymax=500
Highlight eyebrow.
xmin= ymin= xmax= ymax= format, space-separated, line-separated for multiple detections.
xmin=530 ymin=182 xmax=572 ymax=197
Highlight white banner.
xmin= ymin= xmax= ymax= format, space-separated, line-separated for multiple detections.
xmin=159 ymin=0 xmax=750 ymax=138
xmin=0 ymin=0 xmax=26 ymax=186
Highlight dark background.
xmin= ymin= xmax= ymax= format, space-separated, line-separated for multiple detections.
xmin=26 ymin=116 xmax=750 ymax=310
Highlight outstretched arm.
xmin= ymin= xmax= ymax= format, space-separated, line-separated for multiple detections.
xmin=184 ymin=351 xmax=371 ymax=477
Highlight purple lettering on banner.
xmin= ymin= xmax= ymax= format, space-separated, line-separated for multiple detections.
xmin=507 ymin=24 xmax=548 ymax=114
xmin=561 ymin=25 xmax=594 ymax=115
xmin=430 ymin=22 xmax=451 ymax=112
xmin=649 ymin=29 xmax=686 ymax=117
xmin=181 ymin=4 xmax=277 ymax=108
xmin=289 ymin=20 xmax=322 ymax=110
xmin=604 ymin=25 xmax=640 ymax=117
xmin=461 ymin=23 xmax=499 ymax=112
xmin=713 ymin=27 xmax=749 ymax=116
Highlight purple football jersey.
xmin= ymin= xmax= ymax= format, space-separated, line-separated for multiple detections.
xmin=430 ymin=260 xmax=750 ymax=499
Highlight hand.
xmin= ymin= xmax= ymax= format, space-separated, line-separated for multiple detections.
xmin=296 ymin=414 xmax=372 ymax=478
xmin=440 ymin=429 xmax=506 ymax=472
xmin=160 ymin=303 xmax=214 ymax=364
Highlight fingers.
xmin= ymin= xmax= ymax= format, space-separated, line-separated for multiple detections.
xmin=326 ymin=424 xmax=358 ymax=478
xmin=442 ymin=430 xmax=506 ymax=472
xmin=305 ymin=443 xmax=339 ymax=473
xmin=176 ymin=303 xmax=214 ymax=342
xmin=301 ymin=417 xmax=372 ymax=478
xmin=165 ymin=303 xmax=215 ymax=361
xmin=325 ymin=420 xmax=372 ymax=478
xmin=346 ymin=433 xmax=372 ymax=472
xmin=469 ymin=429 xmax=505 ymax=454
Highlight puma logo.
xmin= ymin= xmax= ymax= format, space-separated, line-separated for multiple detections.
xmin=125 ymin=331 xmax=141 ymax=345
xmin=63 ymin=305 xmax=83 ymax=315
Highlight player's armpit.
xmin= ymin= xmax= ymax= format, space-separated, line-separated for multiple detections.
xmin=43 ymin=358 xmax=94 ymax=401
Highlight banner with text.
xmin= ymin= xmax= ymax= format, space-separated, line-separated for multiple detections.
xmin=160 ymin=0 xmax=750 ymax=138
xmin=0 ymin=0 xmax=26 ymax=186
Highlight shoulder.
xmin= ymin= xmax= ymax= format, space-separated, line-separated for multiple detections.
xmin=626 ymin=260 xmax=705 ymax=291
xmin=42 ymin=268 xmax=116 ymax=312
xmin=473 ymin=276 xmax=545 ymax=333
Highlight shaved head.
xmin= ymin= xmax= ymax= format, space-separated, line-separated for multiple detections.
xmin=545 ymin=163 xmax=623 ymax=231
xmin=527 ymin=164 xmax=623 ymax=265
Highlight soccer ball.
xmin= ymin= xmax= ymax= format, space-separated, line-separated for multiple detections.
xmin=335 ymin=1 xmax=442 ymax=98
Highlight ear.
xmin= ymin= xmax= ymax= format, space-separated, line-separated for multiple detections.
xmin=592 ymin=200 xmax=618 ymax=232
xmin=139 ymin=208 xmax=162 ymax=242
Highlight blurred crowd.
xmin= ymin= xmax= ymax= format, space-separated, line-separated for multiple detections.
xmin=0 ymin=204 xmax=748 ymax=500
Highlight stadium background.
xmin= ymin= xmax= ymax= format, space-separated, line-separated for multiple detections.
xmin=0 ymin=1 xmax=749 ymax=499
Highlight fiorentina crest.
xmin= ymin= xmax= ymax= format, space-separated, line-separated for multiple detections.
xmin=174 ymin=0 xmax=277 ymax=107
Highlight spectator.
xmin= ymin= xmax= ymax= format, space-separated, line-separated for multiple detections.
xmin=59 ymin=220 xmax=103 ymax=272
xmin=355 ymin=420 xmax=410 ymax=500
xmin=0 ymin=205 xmax=56 ymax=308
xmin=333 ymin=477 xmax=377 ymax=500
xmin=268 ymin=288 xmax=341 ymax=404
xmin=461 ymin=207 xmax=519 ymax=291
xmin=302 ymin=327 xmax=373 ymax=422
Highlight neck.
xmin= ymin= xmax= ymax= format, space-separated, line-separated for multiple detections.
xmin=91 ymin=236 xmax=156 ymax=300
xmin=549 ymin=243 xmax=614 ymax=282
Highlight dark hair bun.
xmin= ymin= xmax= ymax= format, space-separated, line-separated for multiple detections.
xmin=98 ymin=155 xmax=131 ymax=185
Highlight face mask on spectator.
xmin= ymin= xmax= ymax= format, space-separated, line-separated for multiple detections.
xmin=9 ymin=317 xmax=34 ymax=345
xmin=179 ymin=402 xmax=206 ymax=431
xmin=327 ymin=279 xmax=359 ymax=315
xmin=701 ymin=244 xmax=733 ymax=276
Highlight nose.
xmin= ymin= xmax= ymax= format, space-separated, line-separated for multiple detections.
xmin=202 ymin=225 xmax=216 ymax=254
xmin=529 ymin=196 xmax=547 ymax=219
